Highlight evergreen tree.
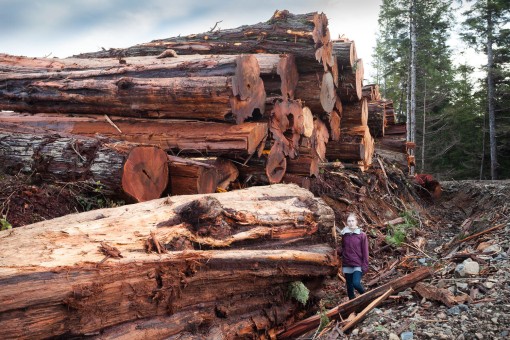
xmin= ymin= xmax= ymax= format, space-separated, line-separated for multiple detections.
xmin=461 ymin=0 xmax=510 ymax=179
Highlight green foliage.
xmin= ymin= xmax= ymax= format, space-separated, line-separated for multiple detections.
xmin=1 ymin=216 xmax=12 ymax=231
xmin=288 ymin=281 xmax=309 ymax=306
xmin=75 ymin=181 xmax=125 ymax=211
xmin=317 ymin=300 xmax=330 ymax=333
xmin=385 ymin=210 xmax=418 ymax=246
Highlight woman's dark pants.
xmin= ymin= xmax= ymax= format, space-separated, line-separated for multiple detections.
xmin=345 ymin=271 xmax=365 ymax=299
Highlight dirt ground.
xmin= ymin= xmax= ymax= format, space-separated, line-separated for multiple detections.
xmin=1 ymin=168 xmax=509 ymax=339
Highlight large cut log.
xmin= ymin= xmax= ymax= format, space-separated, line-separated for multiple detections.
xmin=0 ymin=123 xmax=168 ymax=202
xmin=341 ymin=97 xmax=368 ymax=128
xmin=368 ymin=101 xmax=386 ymax=138
xmin=333 ymin=39 xmax=357 ymax=70
xmin=0 ymin=112 xmax=267 ymax=157
xmin=0 ymin=54 xmax=265 ymax=123
xmin=326 ymin=142 xmax=365 ymax=162
xmin=337 ymin=58 xmax=364 ymax=103
xmin=278 ymin=267 xmax=432 ymax=339
xmin=0 ymin=184 xmax=336 ymax=339
xmin=72 ymin=10 xmax=333 ymax=73
xmin=362 ymin=84 xmax=381 ymax=101
xmin=295 ymin=72 xmax=338 ymax=114
xmin=327 ymin=125 xmax=373 ymax=170
xmin=167 ymin=156 xmax=219 ymax=196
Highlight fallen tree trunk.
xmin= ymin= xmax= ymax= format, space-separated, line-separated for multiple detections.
xmin=277 ymin=267 xmax=432 ymax=339
xmin=72 ymin=10 xmax=333 ymax=74
xmin=0 ymin=122 xmax=168 ymax=202
xmin=0 ymin=112 xmax=267 ymax=157
xmin=0 ymin=184 xmax=336 ymax=339
xmin=0 ymin=54 xmax=265 ymax=123
xmin=167 ymin=156 xmax=219 ymax=195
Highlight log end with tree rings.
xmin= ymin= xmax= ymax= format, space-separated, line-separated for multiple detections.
xmin=320 ymin=72 xmax=336 ymax=113
xmin=312 ymin=12 xmax=329 ymax=46
xmin=302 ymin=107 xmax=314 ymax=138
xmin=266 ymin=143 xmax=287 ymax=184
xmin=331 ymin=54 xmax=339 ymax=88
xmin=330 ymin=110 xmax=341 ymax=141
xmin=121 ymin=146 xmax=169 ymax=202
xmin=277 ymin=54 xmax=299 ymax=101
xmin=312 ymin=118 xmax=329 ymax=162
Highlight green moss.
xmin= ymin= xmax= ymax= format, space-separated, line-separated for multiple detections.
xmin=288 ymin=281 xmax=309 ymax=305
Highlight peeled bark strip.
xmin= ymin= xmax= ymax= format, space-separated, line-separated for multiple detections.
xmin=270 ymin=99 xmax=306 ymax=158
xmin=73 ymin=10 xmax=331 ymax=73
xmin=341 ymin=98 xmax=368 ymax=128
xmin=337 ymin=58 xmax=364 ymax=103
xmin=0 ymin=123 xmax=168 ymax=202
xmin=0 ymin=112 xmax=267 ymax=157
xmin=0 ymin=54 xmax=265 ymax=123
xmin=329 ymin=110 xmax=341 ymax=141
xmin=266 ymin=142 xmax=287 ymax=183
xmin=0 ymin=184 xmax=336 ymax=339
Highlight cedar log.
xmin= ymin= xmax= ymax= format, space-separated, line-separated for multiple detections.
xmin=0 ymin=184 xmax=336 ymax=339
xmin=0 ymin=54 xmax=265 ymax=124
xmin=0 ymin=122 xmax=168 ymax=202
xmin=0 ymin=112 xmax=267 ymax=157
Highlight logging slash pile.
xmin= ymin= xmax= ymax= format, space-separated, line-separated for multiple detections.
xmin=0 ymin=10 xmax=435 ymax=340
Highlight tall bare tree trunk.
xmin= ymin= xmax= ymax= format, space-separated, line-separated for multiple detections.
xmin=486 ymin=4 xmax=498 ymax=180
xmin=409 ymin=0 xmax=417 ymax=175
xmin=421 ymin=78 xmax=426 ymax=173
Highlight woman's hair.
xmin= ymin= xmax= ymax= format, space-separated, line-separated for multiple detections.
xmin=347 ymin=213 xmax=357 ymax=220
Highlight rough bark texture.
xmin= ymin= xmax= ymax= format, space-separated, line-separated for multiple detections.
xmin=0 ymin=123 xmax=168 ymax=202
xmin=0 ymin=184 xmax=336 ymax=339
xmin=295 ymin=72 xmax=337 ymax=114
xmin=72 ymin=10 xmax=332 ymax=73
xmin=341 ymin=97 xmax=368 ymax=128
xmin=0 ymin=112 xmax=267 ymax=157
xmin=333 ymin=39 xmax=357 ymax=70
xmin=337 ymin=58 xmax=364 ymax=103
xmin=0 ymin=54 xmax=265 ymax=123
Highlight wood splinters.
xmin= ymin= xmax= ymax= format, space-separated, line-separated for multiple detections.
xmin=146 ymin=231 xmax=168 ymax=254
xmin=99 ymin=241 xmax=123 ymax=259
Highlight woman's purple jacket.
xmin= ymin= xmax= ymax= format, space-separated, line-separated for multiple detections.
xmin=337 ymin=231 xmax=369 ymax=273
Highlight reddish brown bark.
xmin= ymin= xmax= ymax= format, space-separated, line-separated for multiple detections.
xmin=0 ymin=122 xmax=168 ymax=202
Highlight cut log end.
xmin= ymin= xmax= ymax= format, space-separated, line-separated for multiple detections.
xmin=277 ymin=54 xmax=299 ymax=101
xmin=266 ymin=143 xmax=287 ymax=184
xmin=320 ymin=72 xmax=336 ymax=113
xmin=121 ymin=146 xmax=169 ymax=202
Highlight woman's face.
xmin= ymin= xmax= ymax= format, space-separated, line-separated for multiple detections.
xmin=347 ymin=216 xmax=357 ymax=229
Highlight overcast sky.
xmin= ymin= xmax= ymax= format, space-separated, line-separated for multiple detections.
xmin=0 ymin=0 xmax=383 ymax=80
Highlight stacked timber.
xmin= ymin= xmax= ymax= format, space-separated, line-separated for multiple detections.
xmin=369 ymin=100 xmax=412 ymax=170
xmin=0 ymin=184 xmax=337 ymax=339
xmin=0 ymin=9 xmax=377 ymax=200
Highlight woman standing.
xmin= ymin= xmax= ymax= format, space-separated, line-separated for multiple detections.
xmin=338 ymin=213 xmax=369 ymax=300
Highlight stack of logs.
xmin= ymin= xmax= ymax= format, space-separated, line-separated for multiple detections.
xmin=363 ymin=93 xmax=412 ymax=170
xmin=0 ymin=9 xmax=377 ymax=203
